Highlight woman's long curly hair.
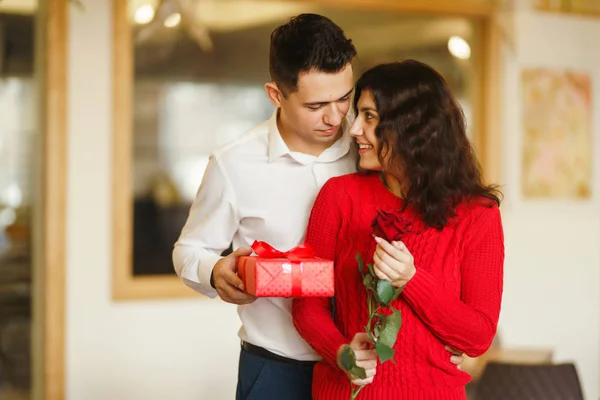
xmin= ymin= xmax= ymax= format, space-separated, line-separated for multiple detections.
xmin=354 ymin=60 xmax=502 ymax=229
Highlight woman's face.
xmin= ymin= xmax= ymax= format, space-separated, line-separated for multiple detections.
xmin=349 ymin=90 xmax=383 ymax=171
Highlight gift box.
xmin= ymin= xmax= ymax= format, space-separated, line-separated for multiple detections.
xmin=237 ymin=241 xmax=334 ymax=298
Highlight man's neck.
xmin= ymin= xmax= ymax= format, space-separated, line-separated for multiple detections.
xmin=277 ymin=112 xmax=343 ymax=157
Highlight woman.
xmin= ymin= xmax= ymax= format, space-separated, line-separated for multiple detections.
xmin=292 ymin=60 xmax=504 ymax=400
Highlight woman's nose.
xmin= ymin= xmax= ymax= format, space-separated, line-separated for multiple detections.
xmin=349 ymin=119 xmax=362 ymax=137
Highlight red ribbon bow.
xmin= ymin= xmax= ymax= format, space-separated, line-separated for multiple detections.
xmin=250 ymin=241 xmax=315 ymax=297
xmin=251 ymin=241 xmax=314 ymax=260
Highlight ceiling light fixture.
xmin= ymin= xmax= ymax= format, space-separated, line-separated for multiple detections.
xmin=164 ymin=12 xmax=181 ymax=28
xmin=134 ymin=4 xmax=155 ymax=25
xmin=448 ymin=36 xmax=471 ymax=60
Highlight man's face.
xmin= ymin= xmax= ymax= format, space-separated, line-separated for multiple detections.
xmin=277 ymin=64 xmax=354 ymax=147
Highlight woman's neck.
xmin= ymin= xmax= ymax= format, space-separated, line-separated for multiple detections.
xmin=382 ymin=173 xmax=407 ymax=198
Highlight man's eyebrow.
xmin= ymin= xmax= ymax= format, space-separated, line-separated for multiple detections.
xmin=303 ymin=88 xmax=354 ymax=106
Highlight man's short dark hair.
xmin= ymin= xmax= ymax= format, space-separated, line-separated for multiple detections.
xmin=269 ymin=13 xmax=357 ymax=95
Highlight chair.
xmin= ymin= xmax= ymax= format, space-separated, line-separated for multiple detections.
xmin=473 ymin=362 xmax=584 ymax=400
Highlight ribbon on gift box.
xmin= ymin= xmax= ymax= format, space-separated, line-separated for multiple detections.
xmin=250 ymin=241 xmax=315 ymax=297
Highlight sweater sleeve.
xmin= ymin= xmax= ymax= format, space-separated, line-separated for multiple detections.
xmin=292 ymin=179 xmax=347 ymax=367
xmin=401 ymin=206 xmax=504 ymax=357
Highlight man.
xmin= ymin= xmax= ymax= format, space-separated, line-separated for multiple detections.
xmin=173 ymin=13 xmax=462 ymax=400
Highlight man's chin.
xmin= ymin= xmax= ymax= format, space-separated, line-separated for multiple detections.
xmin=314 ymin=130 xmax=341 ymax=141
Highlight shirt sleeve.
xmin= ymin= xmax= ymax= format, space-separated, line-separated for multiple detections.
xmin=401 ymin=206 xmax=505 ymax=357
xmin=292 ymin=179 xmax=348 ymax=367
xmin=172 ymin=155 xmax=239 ymax=298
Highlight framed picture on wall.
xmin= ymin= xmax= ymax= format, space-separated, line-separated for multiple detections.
xmin=533 ymin=0 xmax=600 ymax=16
xmin=520 ymin=67 xmax=593 ymax=199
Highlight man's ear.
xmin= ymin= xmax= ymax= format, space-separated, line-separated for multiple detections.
xmin=264 ymin=82 xmax=284 ymax=107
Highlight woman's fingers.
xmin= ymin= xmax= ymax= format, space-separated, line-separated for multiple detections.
xmin=350 ymin=348 xmax=379 ymax=386
xmin=351 ymin=365 xmax=377 ymax=385
xmin=354 ymin=349 xmax=377 ymax=361
xmin=351 ymin=376 xmax=374 ymax=386
xmin=375 ymin=240 xmax=412 ymax=266
xmin=373 ymin=238 xmax=416 ymax=287
xmin=373 ymin=253 xmax=399 ymax=280
xmin=357 ymin=359 xmax=377 ymax=371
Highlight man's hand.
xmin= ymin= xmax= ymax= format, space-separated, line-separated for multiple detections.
xmin=446 ymin=346 xmax=464 ymax=368
xmin=211 ymin=247 xmax=256 ymax=305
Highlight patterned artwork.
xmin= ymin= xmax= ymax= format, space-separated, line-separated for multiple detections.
xmin=533 ymin=0 xmax=600 ymax=15
xmin=521 ymin=68 xmax=592 ymax=199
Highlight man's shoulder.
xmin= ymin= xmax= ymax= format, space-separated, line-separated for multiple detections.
xmin=211 ymin=119 xmax=270 ymax=164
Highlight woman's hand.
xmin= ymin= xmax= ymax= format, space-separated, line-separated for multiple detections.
xmin=373 ymin=236 xmax=416 ymax=288
xmin=336 ymin=333 xmax=378 ymax=386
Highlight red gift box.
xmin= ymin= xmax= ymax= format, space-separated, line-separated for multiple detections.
xmin=237 ymin=241 xmax=334 ymax=298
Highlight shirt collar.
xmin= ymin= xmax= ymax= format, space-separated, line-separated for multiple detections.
xmin=268 ymin=109 xmax=353 ymax=163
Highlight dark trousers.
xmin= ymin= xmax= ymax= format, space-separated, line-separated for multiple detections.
xmin=235 ymin=346 xmax=315 ymax=400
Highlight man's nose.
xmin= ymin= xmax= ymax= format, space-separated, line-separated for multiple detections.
xmin=324 ymin=105 xmax=343 ymax=127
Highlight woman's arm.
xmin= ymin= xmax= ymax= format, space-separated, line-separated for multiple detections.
xmin=375 ymin=206 xmax=504 ymax=357
xmin=292 ymin=179 xmax=347 ymax=367
xmin=403 ymin=206 xmax=504 ymax=357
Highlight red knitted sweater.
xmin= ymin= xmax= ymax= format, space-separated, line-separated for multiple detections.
xmin=292 ymin=173 xmax=504 ymax=400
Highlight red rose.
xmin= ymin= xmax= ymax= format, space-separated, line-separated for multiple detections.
xmin=371 ymin=210 xmax=412 ymax=241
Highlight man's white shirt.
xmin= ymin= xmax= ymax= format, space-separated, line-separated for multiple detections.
xmin=173 ymin=110 xmax=356 ymax=360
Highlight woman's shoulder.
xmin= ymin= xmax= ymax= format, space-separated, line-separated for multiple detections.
xmin=316 ymin=173 xmax=375 ymax=205
xmin=454 ymin=196 xmax=502 ymax=229
xmin=325 ymin=171 xmax=378 ymax=189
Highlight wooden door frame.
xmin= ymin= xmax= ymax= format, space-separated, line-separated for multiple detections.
xmin=36 ymin=0 xmax=68 ymax=399
xmin=112 ymin=0 xmax=193 ymax=300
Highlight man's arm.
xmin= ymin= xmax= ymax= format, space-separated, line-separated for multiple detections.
xmin=172 ymin=155 xmax=252 ymax=303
